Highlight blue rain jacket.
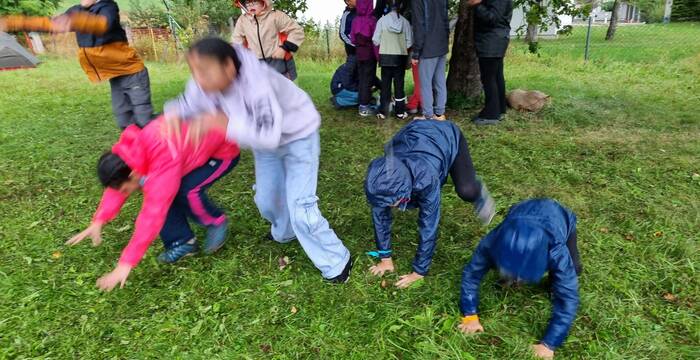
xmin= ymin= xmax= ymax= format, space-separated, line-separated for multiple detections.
xmin=460 ymin=198 xmax=579 ymax=349
xmin=365 ymin=119 xmax=462 ymax=275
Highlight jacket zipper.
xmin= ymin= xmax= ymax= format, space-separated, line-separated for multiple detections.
xmin=254 ymin=15 xmax=267 ymax=62
xmin=83 ymin=47 xmax=102 ymax=81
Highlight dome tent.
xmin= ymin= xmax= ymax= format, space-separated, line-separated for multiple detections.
xmin=0 ymin=31 xmax=40 ymax=70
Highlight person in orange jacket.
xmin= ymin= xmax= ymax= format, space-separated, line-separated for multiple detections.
xmin=1 ymin=0 xmax=154 ymax=129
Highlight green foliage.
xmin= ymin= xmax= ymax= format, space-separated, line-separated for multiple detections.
xmin=127 ymin=0 xmax=168 ymax=28
xmin=0 ymin=0 xmax=61 ymax=16
xmin=516 ymin=0 xmax=591 ymax=32
xmin=672 ymin=0 xmax=700 ymax=21
xmin=602 ymin=0 xmax=615 ymax=11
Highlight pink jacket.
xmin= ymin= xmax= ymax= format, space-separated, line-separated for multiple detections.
xmin=92 ymin=116 xmax=240 ymax=267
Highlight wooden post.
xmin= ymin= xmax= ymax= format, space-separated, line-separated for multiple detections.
xmin=150 ymin=28 xmax=158 ymax=62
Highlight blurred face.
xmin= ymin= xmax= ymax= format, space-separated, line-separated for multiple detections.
xmin=244 ymin=0 xmax=265 ymax=14
xmin=345 ymin=0 xmax=357 ymax=8
xmin=187 ymin=52 xmax=237 ymax=93
xmin=80 ymin=0 xmax=97 ymax=7
xmin=117 ymin=174 xmax=141 ymax=195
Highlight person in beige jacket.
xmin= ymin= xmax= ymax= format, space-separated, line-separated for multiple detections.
xmin=233 ymin=0 xmax=305 ymax=80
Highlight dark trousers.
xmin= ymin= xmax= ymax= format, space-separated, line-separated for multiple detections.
xmin=449 ymin=131 xmax=480 ymax=203
xmin=358 ymin=59 xmax=377 ymax=106
xmin=379 ymin=66 xmax=406 ymax=116
xmin=109 ymin=68 xmax=154 ymax=129
xmin=160 ymin=157 xmax=239 ymax=248
xmin=566 ymin=229 xmax=583 ymax=275
xmin=478 ymin=57 xmax=507 ymax=119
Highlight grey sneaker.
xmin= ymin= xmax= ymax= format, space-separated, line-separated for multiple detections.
xmin=474 ymin=181 xmax=495 ymax=225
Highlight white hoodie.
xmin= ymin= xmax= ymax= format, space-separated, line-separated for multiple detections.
xmin=165 ymin=44 xmax=320 ymax=150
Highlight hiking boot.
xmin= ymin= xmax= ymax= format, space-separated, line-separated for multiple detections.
xmin=158 ymin=239 xmax=198 ymax=264
xmin=204 ymin=218 xmax=229 ymax=255
xmin=434 ymin=114 xmax=447 ymax=121
xmin=474 ymin=181 xmax=496 ymax=226
xmin=376 ymin=112 xmax=387 ymax=120
xmin=395 ymin=112 xmax=409 ymax=120
xmin=327 ymin=256 xmax=353 ymax=284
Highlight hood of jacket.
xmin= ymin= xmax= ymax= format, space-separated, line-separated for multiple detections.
xmin=491 ymin=222 xmax=549 ymax=284
xmin=111 ymin=124 xmax=147 ymax=174
xmin=365 ymin=155 xmax=413 ymax=209
xmin=386 ymin=11 xmax=404 ymax=33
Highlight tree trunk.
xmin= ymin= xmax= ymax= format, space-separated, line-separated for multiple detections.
xmin=525 ymin=23 xmax=539 ymax=53
xmin=446 ymin=0 xmax=481 ymax=102
xmin=606 ymin=0 xmax=621 ymax=40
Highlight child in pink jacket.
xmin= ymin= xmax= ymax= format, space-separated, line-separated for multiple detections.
xmin=66 ymin=115 xmax=240 ymax=291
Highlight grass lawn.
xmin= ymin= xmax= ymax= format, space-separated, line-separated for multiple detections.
xmin=0 ymin=26 xmax=699 ymax=358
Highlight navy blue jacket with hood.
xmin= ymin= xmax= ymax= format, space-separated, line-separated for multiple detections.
xmin=365 ymin=119 xmax=462 ymax=276
xmin=460 ymin=198 xmax=579 ymax=350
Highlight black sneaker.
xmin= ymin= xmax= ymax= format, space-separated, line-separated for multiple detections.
xmin=264 ymin=232 xmax=296 ymax=243
xmin=327 ymin=256 xmax=353 ymax=284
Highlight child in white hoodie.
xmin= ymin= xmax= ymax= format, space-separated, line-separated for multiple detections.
xmin=164 ymin=38 xmax=352 ymax=283
xmin=372 ymin=0 xmax=412 ymax=120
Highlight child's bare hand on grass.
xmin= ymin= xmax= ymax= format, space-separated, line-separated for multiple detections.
xmin=96 ymin=263 xmax=132 ymax=292
xmin=457 ymin=318 xmax=484 ymax=334
xmin=395 ymin=272 xmax=423 ymax=288
xmin=66 ymin=221 xmax=103 ymax=247
xmin=369 ymin=258 xmax=395 ymax=276
xmin=531 ymin=344 xmax=554 ymax=359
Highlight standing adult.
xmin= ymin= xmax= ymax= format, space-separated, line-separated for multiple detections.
xmin=411 ymin=0 xmax=450 ymax=120
xmin=469 ymin=0 xmax=513 ymax=125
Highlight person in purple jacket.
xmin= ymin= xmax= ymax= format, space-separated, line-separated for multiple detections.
xmin=351 ymin=0 xmax=379 ymax=117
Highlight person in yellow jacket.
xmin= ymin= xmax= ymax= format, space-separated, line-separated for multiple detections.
xmin=1 ymin=0 xmax=153 ymax=129
xmin=232 ymin=0 xmax=305 ymax=80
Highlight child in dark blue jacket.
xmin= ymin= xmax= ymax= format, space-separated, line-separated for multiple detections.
xmin=365 ymin=119 xmax=495 ymax=288
xmin=458 ymin=198 xmax=582 ymax=359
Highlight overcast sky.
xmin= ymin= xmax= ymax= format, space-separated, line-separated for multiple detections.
xmin=301 ymin=0 xmax=348 ymax=25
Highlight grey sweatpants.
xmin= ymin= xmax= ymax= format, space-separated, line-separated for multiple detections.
xmin=418 ymin=55 xmax=447 ymax=118
xmin=109 ymin=68 xmax=154 ymax=129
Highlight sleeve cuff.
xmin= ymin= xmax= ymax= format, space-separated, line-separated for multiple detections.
xmin=281 ymin=41 xmax=299 ymax=52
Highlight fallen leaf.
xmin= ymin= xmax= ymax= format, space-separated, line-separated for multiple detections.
xmin=654 ymin=231 xmax=664 ymax=238
xmin=260 ymin=344 xmax=272 ymax=353
xmin=278 ymin=256 xmax=290 ymax=270
xmin=663 ymin=293 xmax=677 ymax=302
xmin=599 ymin=227 xmax=609 ymax=233
xmin=380 ymin=279 xmax=389 ymax=289
xmin=290 ymin=306 xmax=298 ymax=314
xmin=692 ymin=173 xmax=700 ymax=181
xmin=51 ymin=251 xmax=62 ymax=259
xmin=625 ymin=234 xmax=634 ymax=241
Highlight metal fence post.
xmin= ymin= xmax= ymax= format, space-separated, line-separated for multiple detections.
xmin=584 ymin=16 xmax=593 ymax=62
xmin=325 ymin=27 xmax=331 ymax=56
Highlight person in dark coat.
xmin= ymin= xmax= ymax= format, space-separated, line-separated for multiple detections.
xmin=458 ymin=198 xmax=582 ymax=359
xmin=339 ymin=0 xmax=357 ymax=59
xmin=364 ymin=119 xmax=496 ymax=288
xmin=468 ymin=0 xmax=513 ymax=125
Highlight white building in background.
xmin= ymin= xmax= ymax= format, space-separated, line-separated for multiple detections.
xmin=584 ymin=2 xmax=642 ymax=24
xmin=509 ymin=5 xmax=573 ymax=38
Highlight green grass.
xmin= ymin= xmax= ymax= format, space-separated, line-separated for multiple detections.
xmin=1 ymin=27 xmax=699 ymax=359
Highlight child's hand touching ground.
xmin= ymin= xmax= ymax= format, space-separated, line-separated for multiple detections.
xmin=531 ymin=344 xmax=554 ymax=359
xmin=66 ymin=221 xmax=103 ymax=247
xmin=369 ymin=258 xmax=395 ymax=276
xmin=395 ymin=272 xmax=424 ymax=288
xmin=96 ymin=263 xmax=132 ymax=292
xmin=458 ymin=316 xmax=484 ymax=334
